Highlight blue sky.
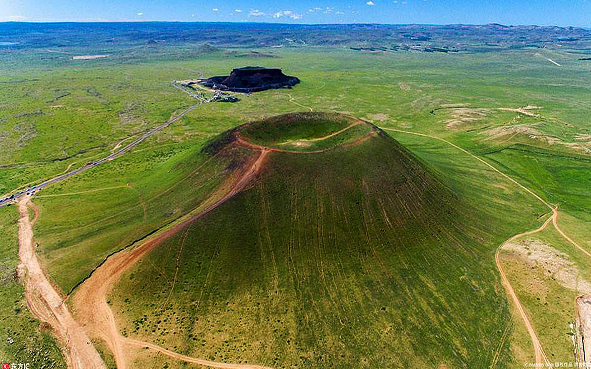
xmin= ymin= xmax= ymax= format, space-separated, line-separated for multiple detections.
xmin=1 ymin=0 xmax=590 ymax=27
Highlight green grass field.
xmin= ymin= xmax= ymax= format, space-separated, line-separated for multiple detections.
xmin=0 ymin=44 xmax=590 ymax=367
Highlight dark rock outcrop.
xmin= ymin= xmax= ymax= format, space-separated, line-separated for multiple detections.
xmin=201 ymin=66 xmax=300 ymax=92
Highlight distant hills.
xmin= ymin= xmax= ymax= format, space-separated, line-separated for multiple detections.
xmin=2 ymin=22 xmax=591 ymax=51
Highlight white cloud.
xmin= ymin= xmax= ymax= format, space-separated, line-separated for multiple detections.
xmin=273 ymin=10 xmax=302 ymax=19
xmin=0 ymin=15 xmax=27 ymax=21
xmin=137 ymin=12 xmax=144 ymax=16
xmin=273 ymin=10 xmax=302 ymax=20
xmin=249 ymin=9 xmax=266 ymax=16
xmin=212 ymin=8 xmax=219 ymax=12
xmin=366 ymin=1 xmax=375 ymax=5
xmin=235 ymin=9 xmax=243 ymax=13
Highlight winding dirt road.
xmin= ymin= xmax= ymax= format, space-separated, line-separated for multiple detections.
xmin=380 ymin=127 xmax=561 ymax=366
xmin=72 ymin=148 xmax=270 ymax=369
xmin=124 ymin=339 xmax=273 ymax=369
xmin=17 ymin=196 xmax=106 ymax=369
xmin=495 ymin=214 xmax=554 ymax=365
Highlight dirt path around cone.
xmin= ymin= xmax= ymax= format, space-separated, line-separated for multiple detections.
xmin=280 ymin=120 xmax=363 ymax=143
xmin=17 ymin=196 xmax=107 ymax=369
xmin=235 ymin=121 xmax=376 ymax=155
xmin=72 ymin=148 xmax=271 ymax=369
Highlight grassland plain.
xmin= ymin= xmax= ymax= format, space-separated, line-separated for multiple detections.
xmin=0 ymin=45 xmax=590 ymax=367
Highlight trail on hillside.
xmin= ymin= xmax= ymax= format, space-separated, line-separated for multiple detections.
xmin=287 ymin=93 xmax=313 ymax=112
xmin=495 ymin=214 xmax=554 ymax=365
xmin=380 ymin=127 xmax=563 ymax=366
xmin=35 ymin=185 xmax=129 ymax=198
xmin=124 ymin=338 xmax=273 ymax=369
xmin=235 ymin=122 xmax=375 ymax=155
xmin=17 ymin=196 xmax=107 ymax=369
xmin=72 ymin=148 xmax=270 ymax=369
xmin=285 ymin=120 xmax=362 ymax=143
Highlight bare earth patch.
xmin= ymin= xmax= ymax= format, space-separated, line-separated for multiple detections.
xmin=502 ymin=238 xmax=591 ymax=293
xmin=493 ymin=183 xmax=511 ymax=193
xmin=72 ymin=55 xmax=109 ymax=60
xmin=576 ymin=296 xmax=591 ymax=363
xmin=445 ymin=108 xmax=491 ymax=129
xmin=575 ymin=134 xmax=591 ymax=142
xmin=282 ymin=140 xmax=312 ymax=148
xmin=398 ymin=82 xmax=410 ymax=91
xmin=485 ymin=123 xmax=591 ymax=154
xmin=366 ymin=113 xmax=389 ymax=122
xmin=498 ymin=106 xmax=542 ymax=117
xmin=485 ymin=123 xmax=544 ymax=140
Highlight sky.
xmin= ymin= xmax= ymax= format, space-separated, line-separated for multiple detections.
xmin=1 ymin=0 xmax=591 ymax=27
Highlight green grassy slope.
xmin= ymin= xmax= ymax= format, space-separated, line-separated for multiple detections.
xmin=33 ymin=142 xmax=252 ymax=293
xmin=109 ymin=118 xmax=536 ymax=368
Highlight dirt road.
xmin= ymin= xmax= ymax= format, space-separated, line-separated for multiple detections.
xmin=124 ymin=338 xmax=273 ymax=369
xmin=72 ymin=148 xmax=270 ymax=369
xmin=381 ymin=127 xmax=556 ymax=365
xmin=496 ymin=215 xmax=554 ymax=365
xmin=535 ymin=53 xmax=562 ymax=67
xmin=17 ymin=196 xmax=106 ymax=369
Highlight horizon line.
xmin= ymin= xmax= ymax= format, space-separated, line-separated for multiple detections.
xmin=0 ymin=20 xmax=588 ymax=29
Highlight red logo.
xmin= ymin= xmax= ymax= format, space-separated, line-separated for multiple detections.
xmin=2 ymin=363 xmax=9 ymax=369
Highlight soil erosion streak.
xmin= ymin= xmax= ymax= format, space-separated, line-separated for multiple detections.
xmin=73 ymin=148 xmax=271 ymax=369
xmin=17 ymin=195 xmax=106 ymax=369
